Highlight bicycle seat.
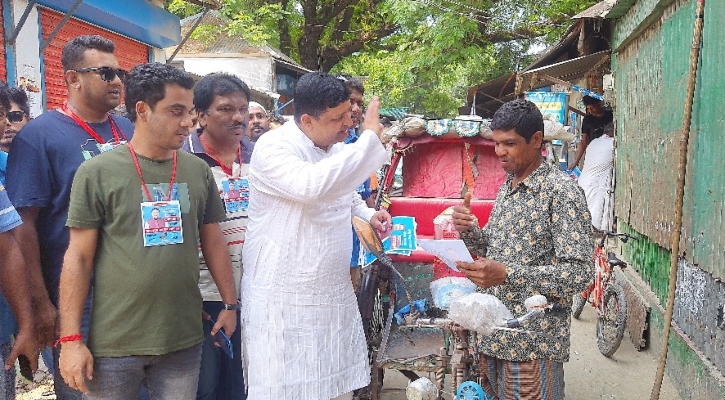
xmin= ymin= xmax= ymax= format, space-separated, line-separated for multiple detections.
xmin=607 ymin=252 xmax=627 ymax=268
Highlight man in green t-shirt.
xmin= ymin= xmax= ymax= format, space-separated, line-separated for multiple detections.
xmin=57 ymin=63 xmax=238 ymax=399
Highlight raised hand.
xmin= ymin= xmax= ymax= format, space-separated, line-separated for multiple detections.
xmin=361 ymin=97 xmax=384 ymax=139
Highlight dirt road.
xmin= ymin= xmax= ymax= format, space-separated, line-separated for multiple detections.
xmin=381 ymin=304 xmax=680 ymax=399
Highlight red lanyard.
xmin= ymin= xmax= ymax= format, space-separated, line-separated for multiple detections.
xmin=128 ymin=143 xmax=177 ymax=202
xmin=61 ymin=104 xmax=127 ymax=144
xmin=199 ymin=134 xmax=241 ymax=177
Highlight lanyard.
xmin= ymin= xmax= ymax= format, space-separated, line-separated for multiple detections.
xmin=128 ymin=143 xmax=177 ymax=202
xmin=61 ymin=104 xmax=127 ymax=144
xmin=199 ymin=134 xmax=241 ymax=177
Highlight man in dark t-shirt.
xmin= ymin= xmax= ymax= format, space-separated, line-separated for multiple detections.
xmin=569 ymin=95 xmax=613 ymax=170
xmin=5 ymin=35 xmax=134 ymax=400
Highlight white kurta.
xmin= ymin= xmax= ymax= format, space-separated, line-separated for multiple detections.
xmin=241 ymin=121 xmax=388 ymax=399
xmin=578 ymin=135 xmax=614 ymax=231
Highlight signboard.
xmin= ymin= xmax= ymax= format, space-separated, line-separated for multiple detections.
xmin=527 ymin=91 xmax=567 ymax=124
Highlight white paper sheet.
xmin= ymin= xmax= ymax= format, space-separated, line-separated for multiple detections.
xmin=417 ymin=239 xmax=474 ymax=272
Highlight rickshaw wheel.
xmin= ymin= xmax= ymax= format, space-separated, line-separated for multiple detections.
xmin=355 ymin=263 xmax=390 ymax=400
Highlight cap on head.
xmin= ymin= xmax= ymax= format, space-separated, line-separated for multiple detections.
xmin=248 ymin=101 xmax=267 ymax=113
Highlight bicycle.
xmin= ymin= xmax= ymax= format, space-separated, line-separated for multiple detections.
xmin=571 ymin=230 xmax=633 ymax=357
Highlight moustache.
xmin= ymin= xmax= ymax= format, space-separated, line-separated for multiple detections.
xmin=228 ymin=122 xmax=247 ymax=130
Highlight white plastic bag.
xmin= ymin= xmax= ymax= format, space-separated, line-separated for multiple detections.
xmin=448 ymin=293 xmax=513 ymax=335
xmin=429 ymin=277 xmax=477 ymax=310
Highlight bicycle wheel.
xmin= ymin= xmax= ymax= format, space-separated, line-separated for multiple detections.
xmin=596 ymin=284 xmax=627 ymax=357
xmin=571 ymin=291 xmax=588 ymax=319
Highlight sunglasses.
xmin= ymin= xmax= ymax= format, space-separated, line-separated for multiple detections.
xmin=7 ymin=111 xmax=25 ymax=123
xmin=73 ymin=67 xmax=127 ymax=82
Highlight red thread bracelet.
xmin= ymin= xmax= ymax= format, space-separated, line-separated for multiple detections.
xmin=54 ymin=334 xmax=82 ymax=348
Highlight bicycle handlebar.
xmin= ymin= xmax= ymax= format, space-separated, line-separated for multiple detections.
xmin=596 ymin=230 xmax=636 ymax=248
xmin=402 ymin=303 xmax=568 ymax=331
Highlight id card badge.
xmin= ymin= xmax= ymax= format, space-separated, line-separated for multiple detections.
xmin=221 ymin=177 xmax=249 ymax=213
xmin=140 ymin=201 xmax=183 ymax=247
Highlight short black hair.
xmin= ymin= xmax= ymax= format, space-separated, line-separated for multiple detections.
xmin=490 ymin=99 xmax=544 ymax=144
xmin=8 ymin=88 xmax=29 ymax=116
xmin=582 ymin=95 xmax=602 ymax=106
xmin=194 ymin=72 xmax=250 ymax=112
xmin=294 ymin=72 xmax=350 ymax=123
xmin=124 ymin=63 xmax=195 ymax=122
xmin=61 ymin=35 xmax=116 ymax=73
xmin=336 ymin=73 xmax=364 ymax=95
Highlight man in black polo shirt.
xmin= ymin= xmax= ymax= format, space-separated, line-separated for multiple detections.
xmin=569 ymin=95 xmax=613 ymax=170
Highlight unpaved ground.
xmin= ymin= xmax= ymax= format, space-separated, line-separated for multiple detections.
xmin=15 ymin=360 xmax=55 ymax=400
xmin=381 ymin=304 xmax=680 ymax=399
xmin=15 ymin=304 xmax=680 ymax=399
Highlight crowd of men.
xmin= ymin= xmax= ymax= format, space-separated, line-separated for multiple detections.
xmin=0 ymin=33 xmax=597 ymax=400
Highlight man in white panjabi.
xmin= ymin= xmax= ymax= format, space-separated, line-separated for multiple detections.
xmin=241 ymin=72 xmax=390 ymax=400
xmin=577 ymin=122 xmax=614 ymax=230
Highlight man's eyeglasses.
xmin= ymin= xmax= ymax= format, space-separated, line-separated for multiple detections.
xmin=7 ymin=111 xmax=26 ymax=123
xmin=73 ymin=67 xmax=127 ymax=82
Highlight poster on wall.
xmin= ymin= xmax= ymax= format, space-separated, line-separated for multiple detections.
xmin=527 ymin=91 xmax=568 ymax=124
xmin=18 ymin=64 xmax=43 ymax=118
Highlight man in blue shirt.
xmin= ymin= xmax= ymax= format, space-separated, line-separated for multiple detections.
xmin=337 ymin=74 xmax=373 ymax=291
xmin=0 ymin=184 xmax=38 ymax=399
xmin=5 ymin=35 xmax=134 ymax=399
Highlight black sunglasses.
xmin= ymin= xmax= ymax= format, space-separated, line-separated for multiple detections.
xmin=73 ymin=67 xmax=127 ymax=82
xmin=7 ymin=111 xmax=25 ymax=123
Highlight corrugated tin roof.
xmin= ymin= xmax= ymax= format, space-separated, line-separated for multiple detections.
xmin=166 ymin=10 xmax=308 ymax=74
xmin=573 ymin=0 xmax=617 ymax=19
xmin=518 ymin=51 xmax=611 ymax=90
xmin=606 ymin=0 xmax=637 ymax=18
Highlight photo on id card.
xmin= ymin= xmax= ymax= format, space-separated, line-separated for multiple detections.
xmin=141 ymin=201 xmax=183 ymax=246
xmin=221 ymin=178 xmax=249 ymax=213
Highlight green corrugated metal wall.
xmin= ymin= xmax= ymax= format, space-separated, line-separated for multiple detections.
xmin=688 ymin=0 xmax=725 ymax=276
xmin=612 ymin=0 xmax=725 ymax=280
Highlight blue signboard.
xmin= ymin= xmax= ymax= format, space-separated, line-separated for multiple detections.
xmin=527 ymin=92 xmax=568 ymax=124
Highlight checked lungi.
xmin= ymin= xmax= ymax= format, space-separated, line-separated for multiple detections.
xmin=478 ymin=354 xmax=565 ymax=400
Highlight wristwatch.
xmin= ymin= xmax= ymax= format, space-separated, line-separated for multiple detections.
xmin=223 ymin=300 xmax=241 ymax=311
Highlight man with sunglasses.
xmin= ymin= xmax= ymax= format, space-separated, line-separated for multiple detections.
xmin=0 ymin=88 xmax=31 ymax=164
xmin=5 ymin=34 xmax=134 ymax=400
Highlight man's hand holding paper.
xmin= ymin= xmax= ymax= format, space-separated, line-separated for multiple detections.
xmin=455 ymin=259 xmax=507 ymax=289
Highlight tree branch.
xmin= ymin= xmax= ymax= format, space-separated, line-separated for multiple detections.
xmin=319 ymin=22 xmax=397 ymax=71
xmin=277 ymin=0 xmax=293 ymax=56
xmin=318 ymin=0 xmax=357 ymax=24
xmin=328 ymin=7 xmax=354 ymax=44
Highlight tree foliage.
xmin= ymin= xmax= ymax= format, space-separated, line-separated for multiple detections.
xmin=166 ymin=0 xmax=597 ymax=117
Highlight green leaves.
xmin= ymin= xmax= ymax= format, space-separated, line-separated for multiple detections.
xmin=165 ymin=0 xmax=597 ymax=117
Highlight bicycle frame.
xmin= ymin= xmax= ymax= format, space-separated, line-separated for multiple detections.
xmin=576 ymin=231 xmax=631 ymax=312
xmin=592 ymin=246 xmax=611 ymax=311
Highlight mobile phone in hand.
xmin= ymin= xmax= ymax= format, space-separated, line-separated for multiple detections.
xmin=209 ymin=319 xmax=233 ymax=359
xmin=18 ymin=354 xmax=34 ymax=382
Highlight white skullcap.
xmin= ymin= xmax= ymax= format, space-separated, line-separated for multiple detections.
xmin=248 ymin=101 xmax=267 ymax=113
